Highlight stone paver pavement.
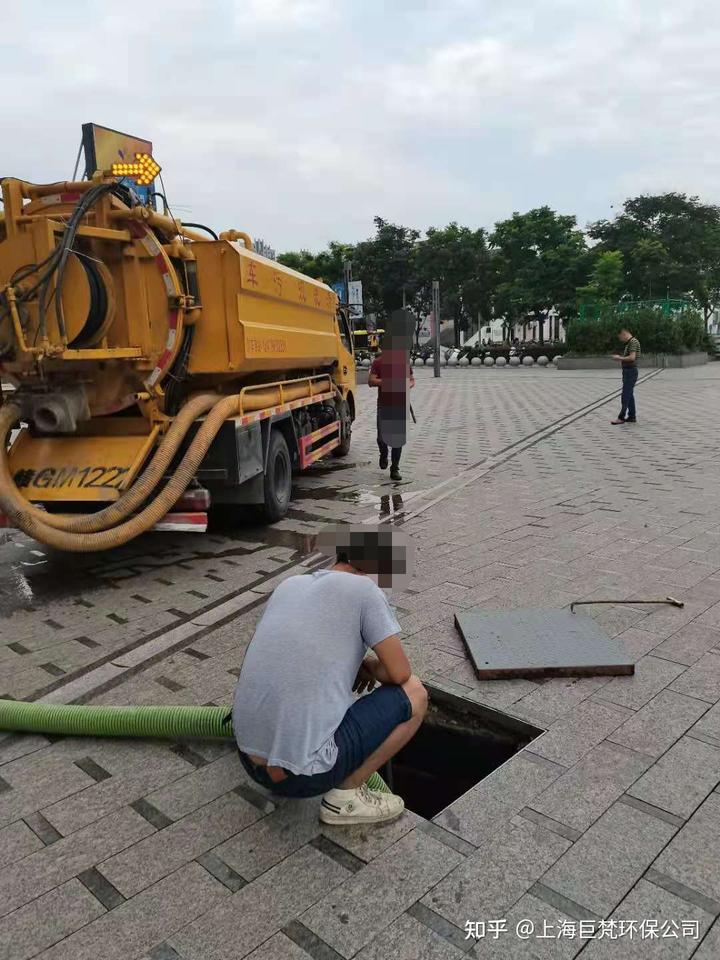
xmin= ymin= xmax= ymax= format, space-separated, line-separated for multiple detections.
xmin=2 ymin=364 xmax=720 ymax=957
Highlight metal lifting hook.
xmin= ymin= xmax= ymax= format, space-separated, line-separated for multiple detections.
xmin=570 ymin=596 xmax=684 ymax=614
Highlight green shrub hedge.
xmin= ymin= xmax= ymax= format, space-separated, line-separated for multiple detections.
xmin=566 ymin=307 xmax=707 ymax=355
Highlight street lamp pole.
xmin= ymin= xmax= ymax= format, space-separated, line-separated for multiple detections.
xmin=432 ymin=280 xmax=441 ymax=378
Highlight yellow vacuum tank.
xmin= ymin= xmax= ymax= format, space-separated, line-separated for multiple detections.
xmin=0 ymin=173 xmax=356 ymax=549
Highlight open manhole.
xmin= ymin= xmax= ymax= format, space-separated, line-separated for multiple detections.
xmin=381 ymin=686 xmax=542 ymax=820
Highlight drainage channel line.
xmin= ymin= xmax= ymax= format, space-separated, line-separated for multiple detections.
xmin=374 ymin=368 xmax=663 ymax=528
xmin=13 ymin=369 xmax=662 ymax=711
xmin=21 ymin=553 xmax=328 ymax=708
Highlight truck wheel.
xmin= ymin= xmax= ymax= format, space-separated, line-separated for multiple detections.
xmin=261 ymin=430 xmax=292 ymax=522
xmin=333 ymin=400 xmax=352 ymax=458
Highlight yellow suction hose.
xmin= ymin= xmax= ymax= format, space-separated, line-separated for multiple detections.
xmin=0 ymin=375 xmax=332 ymax=552
xmin=7 ymin=392 xmax=220 ymax=533
xmin=0 ymin=395 xmax=239 ymax=552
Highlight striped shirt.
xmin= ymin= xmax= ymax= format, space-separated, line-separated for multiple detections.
xmin=623 ymin=337 xmax=641 ymax=365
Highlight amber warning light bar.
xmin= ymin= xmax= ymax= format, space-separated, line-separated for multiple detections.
xmin=109 ymin=152 xmax=161 ymax=186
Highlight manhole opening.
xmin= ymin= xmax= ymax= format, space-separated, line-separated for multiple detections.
xmin=382 ymin=686 xmax=542 ymax=820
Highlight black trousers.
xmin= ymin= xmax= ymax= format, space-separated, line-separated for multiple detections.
xmin=376 ymin=410 xmax=401 ymax=468
xmin=620 ymin=366 xmax=638 ymax=420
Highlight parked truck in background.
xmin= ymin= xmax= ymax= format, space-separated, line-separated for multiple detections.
xmin=0 ymin=148 xmax=356 ymax=551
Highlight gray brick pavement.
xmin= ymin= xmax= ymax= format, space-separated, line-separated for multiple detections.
xmin=3 ymin=366 xmax=720 ymax=957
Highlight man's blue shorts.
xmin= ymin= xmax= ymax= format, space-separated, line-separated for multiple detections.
xmin=237 ymin=684 xmax=412 ymax=799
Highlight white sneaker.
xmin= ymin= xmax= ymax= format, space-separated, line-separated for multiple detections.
xmin=319 ymin=782 xmax=405 ymax=825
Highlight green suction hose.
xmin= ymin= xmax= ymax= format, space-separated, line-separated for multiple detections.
xmin=365 ymin=771 xmax=391 ymax=793
xmin=0 ymin=699 xmax=232 ymax=740
xmin=0 ymin=699 xmax=391 ymax=792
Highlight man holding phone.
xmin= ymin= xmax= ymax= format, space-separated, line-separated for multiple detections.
xmin=611 ymin=327 xmax=641 ymax=425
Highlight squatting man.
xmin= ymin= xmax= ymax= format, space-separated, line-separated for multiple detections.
xmin=231 ymin=527 xmax=426 ymax=825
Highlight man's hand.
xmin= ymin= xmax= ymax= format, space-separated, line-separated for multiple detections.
xmin=611 ymin=354 xmax=622 ymax=361
xmin=353 ymin=660 xmax=377 ymax=694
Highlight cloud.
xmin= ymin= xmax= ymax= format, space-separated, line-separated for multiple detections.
xmin=235 ymin=0 xmax=336 ymax=24
xmin=1 ymin=0 xmax=720 ymax=249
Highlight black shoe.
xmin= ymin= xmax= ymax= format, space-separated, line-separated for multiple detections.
xmin=626 ymin=418 xmax=637 ymax=423
xmin=379 ymin=455 xmax=388 ymax=470
xmin=390 ymin=467 xmax=402 ymax=481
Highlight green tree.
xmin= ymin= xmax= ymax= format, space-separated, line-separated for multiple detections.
xmin=631 ymin=238 xmax=670 ymax=299
xmin=351 ymin=217 xmax=420 ymax=321
xmin=414 ymin=223 xmax=494 ymax=346
xmin=577 ymin=250 xmax=625 ymax=305
xmin=588 ymin=193 xmax=720 ymax=323
xmin=491 ymin=207 xmax=590 ymax=342
xmin=276 ymin=249 xmax=320 ymax=276
xmin=277 ymin=241 xmax=354 ymax=284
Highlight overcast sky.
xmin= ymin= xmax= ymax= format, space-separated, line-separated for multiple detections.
xmin=2 ymin=1 xmax=719 ymax=251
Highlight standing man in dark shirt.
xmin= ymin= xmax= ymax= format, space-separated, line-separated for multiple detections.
xmin=611 ymin=328 xmax=641 ymax=425
xmin=369 ymin=333 xmax=415 ymax=482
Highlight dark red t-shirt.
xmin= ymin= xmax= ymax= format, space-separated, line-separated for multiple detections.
xmin=369 ymin=355 xmax=412 ymax=408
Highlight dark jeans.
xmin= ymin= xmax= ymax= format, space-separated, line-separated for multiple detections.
xmin=377 ymin=410 xmax=401 ymax=468
xmin=237 ymin=684 xmax=412 ymax=799
xmin=620 ymin=366 xmax=638 ymax=420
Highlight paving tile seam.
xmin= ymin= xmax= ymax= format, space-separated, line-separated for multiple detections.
xmin=195 ymin=851 xmax=247 ymax=893
xmin=516 ymin=807 xmax=583 ymax=842
xmin=77 ymin=865 xmax=126 ymax=910
xmin=232 ymin=782 xmax=276 ymax=815
xmin=406 ymin=901 xmax=475 ymax=954
xmin=520 ymin=750 xmax=570 ymax=774
xmin=417 ymin=820 xmax=478 ymax=857
xmin=688 ymin=730 xmax=720 ymax=750
xmin=22 ymin=811 xmax=62 ymax=845
xmin=644 ymin=868 xmax=720 ymax=917
xmin=616 ymin=794 xmax=685 ymax=828
xmin=283 ymin=919 xmax=344 ymax=960
xmin=130 ymin=798 xmax=172 ymax=830
xmin=309 ymin=835 xmax=365 ymax=874
xmin=529 ymin=881 xmax=602 ymax=923
xmin=147 ymin=944 xmax=183 ymax=960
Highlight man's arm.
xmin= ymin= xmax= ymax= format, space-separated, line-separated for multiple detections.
xmin=366 ymin=634 xmax=411 ymax=685
xmin=612 ymin=351 xmax=636 ymax=363
xmin=368 ymin=370 xmax=381 ymax=387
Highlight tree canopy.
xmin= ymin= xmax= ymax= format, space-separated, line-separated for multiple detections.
xmin=588 ymin=193 xmax=720 ymax=317
xmin=276 ymin=192 xmax=720 ymax=340
xmin=490 ymin=207 xmax=590 ymax=341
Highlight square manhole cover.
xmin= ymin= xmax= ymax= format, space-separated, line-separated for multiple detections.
xmin=455 ymin=607 xmax=634 ymax=680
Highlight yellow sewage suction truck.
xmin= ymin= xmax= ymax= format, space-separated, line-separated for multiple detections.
xmin=0 ymin=147 xmax=356 ymax=552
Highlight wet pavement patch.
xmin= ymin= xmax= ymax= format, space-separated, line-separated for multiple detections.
xmin=383 ymin=689 xmax=541 ymax=820
xmin=455 ymin=607 xmax=635 ymax=680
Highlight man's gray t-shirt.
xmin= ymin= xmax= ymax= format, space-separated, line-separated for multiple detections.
xmin=231 ymin=570 xmax=401 ymax=776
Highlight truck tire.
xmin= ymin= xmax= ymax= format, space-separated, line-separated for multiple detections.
xmin=261 ymin=430 xmax=292 ymax=522
xmin=333 ymin=399 xmax=352 ymax=458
